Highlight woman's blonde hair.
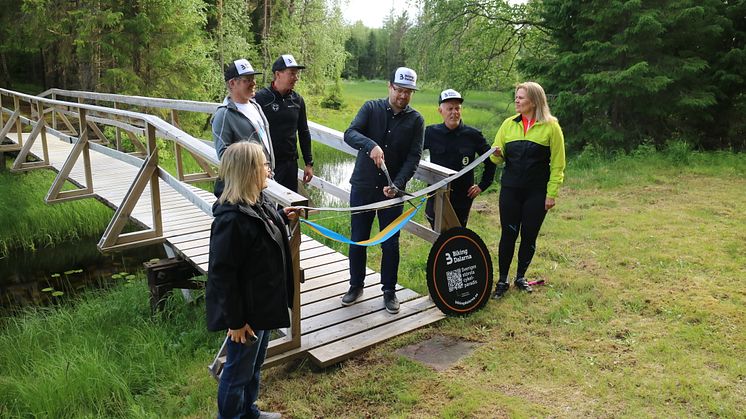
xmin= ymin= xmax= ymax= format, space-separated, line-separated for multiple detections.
xmin=516 ymin=81 xmax=557 ymax=123
xmin=218 ymin=142 xmax=267 ymax=205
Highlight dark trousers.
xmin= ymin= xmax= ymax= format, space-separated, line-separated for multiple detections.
xmin=217 ymin=330 xmax=270 ymax=419
xmin=348 ymin=186 xmax=404 ymax=291
xmin=273 ymin=159 xmax=299 ymax=192
xmin=498 ymin=186 xmax=548 ymax=281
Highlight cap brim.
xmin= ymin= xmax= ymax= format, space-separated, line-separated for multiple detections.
xmin=393 ymin=82 xmax=418 ymax=91
xmin=440 ymin=97 xmax=463 ymax=104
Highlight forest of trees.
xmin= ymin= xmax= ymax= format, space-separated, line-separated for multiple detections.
xmin=1 ymin=0 xmax=744 ymax=151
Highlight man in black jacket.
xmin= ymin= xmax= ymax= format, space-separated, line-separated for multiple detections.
xmin=255 ymin=54 xmax=313 ymax=192
xmin=341 ymin=67 xmax=424 ymax=314
xmin=424 ymin=89 xmax=496 ymax=227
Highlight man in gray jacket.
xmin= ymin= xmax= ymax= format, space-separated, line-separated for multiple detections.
xmin=212 ymin=58 xmax=274 ymax=196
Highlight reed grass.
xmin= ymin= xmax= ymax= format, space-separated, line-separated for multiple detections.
xmin=0 ymin=161 xmax=113 ymax=257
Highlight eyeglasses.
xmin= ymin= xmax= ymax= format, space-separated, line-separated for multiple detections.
xmin=235 ymin=76 xmax=255 ymax=84
xmin=391 ymin=85 xmax=414 ymax=97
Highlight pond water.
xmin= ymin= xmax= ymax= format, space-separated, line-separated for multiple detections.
xmin=0 ymin=238 xmax=166 ymax=313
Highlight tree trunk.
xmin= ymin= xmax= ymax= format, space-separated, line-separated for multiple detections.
xmin=217 ymin=0 xmax=224 ymax=71
xmin=0 ymin=51 xmax=11 ymax=88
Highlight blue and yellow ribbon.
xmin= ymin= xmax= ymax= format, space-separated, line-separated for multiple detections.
xmin=300 ymin=197 xmax=425 ymax=246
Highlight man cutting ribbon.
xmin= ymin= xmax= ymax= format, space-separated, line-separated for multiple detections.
xmin=341 ymin=67 xmax=425 ymax=314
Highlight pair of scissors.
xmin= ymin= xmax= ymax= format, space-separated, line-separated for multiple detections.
xmin=380 ymin=162 xmax=405 ymax=197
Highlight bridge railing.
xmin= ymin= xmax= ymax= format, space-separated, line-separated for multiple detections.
xmin=36 ymin=88 xmax=463 ymax=241
xmin=1 ymin=87 xmax=308 ymax=357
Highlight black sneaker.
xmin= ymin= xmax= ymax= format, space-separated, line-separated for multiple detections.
xmin=383 ymin=290 xmax=400 ymax=314
xmin=341 ymin=286 xmax=364 ymax=306
xmin=514 ymin=277 xmax=533 ymax=293
xmin=492 ymin=281 xmax=510 ymax=299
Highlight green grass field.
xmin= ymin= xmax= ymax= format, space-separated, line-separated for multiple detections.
xmin=1 ymin=82 xmax=744 ymax=417
xmin=1 ymin=147 xmax=744 ymax=418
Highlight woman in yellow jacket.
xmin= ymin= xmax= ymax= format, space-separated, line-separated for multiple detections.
xmin=490 ymin=82 xmax=566 ymax=299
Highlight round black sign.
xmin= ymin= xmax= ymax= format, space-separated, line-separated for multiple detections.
xmin=426 ymin=227 xmax=493 ymax=316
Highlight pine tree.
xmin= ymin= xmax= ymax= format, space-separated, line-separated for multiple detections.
xmin=521 ymin=0 xmax=746 ymax=151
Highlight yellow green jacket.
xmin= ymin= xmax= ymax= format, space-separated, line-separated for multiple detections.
xmin=490 ymin=114 xmax=566 ymax=198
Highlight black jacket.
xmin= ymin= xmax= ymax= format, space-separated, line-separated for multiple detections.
xmin=206 ymin=194 xmax=293 ymax=332
xmin=254 ymin=86 xmax=313 ymax=165
xmin=344 ymin=98 xmax=424 ymax=190
xmin=424 ymin=121 xmax=496 ymax=198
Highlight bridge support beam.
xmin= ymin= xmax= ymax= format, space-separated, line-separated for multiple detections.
xmin=144 ymin=257 xmax=202 ymax=314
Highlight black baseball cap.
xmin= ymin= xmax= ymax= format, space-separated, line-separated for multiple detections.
xmin=271 ymin=54 xmax=306 ymax=72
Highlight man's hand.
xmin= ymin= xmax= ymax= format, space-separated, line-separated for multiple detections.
xmin=467 ymin=185 xmax=483 ymax=199
xmin=493 ymin=147 xmax=502 ymax=158
xmin=545 ymin=197 xmax=556 ymax=211
xmin=382 ymin=186 xmax=398 ymax=198
xmin=303 ymin=165 xmax=314 ymax=184
xmin=370 ymin=145 xmax=385 ymax=168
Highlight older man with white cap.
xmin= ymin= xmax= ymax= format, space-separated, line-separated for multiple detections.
xmin=423 ymin=88 xmax=496 ymax=227
xmin=341 ymin=67 xmax=425 ymax=314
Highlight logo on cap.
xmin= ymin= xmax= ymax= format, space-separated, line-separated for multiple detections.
xmin=235 ymin=59 xmax=255 ymax=75
xmin=392 ymin=67 xmax=418 ymax=90
xmin=439 ymin=89 xmax=463 ymax=104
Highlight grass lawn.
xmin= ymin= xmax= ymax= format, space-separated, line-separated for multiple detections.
xmin=1 ymin=148 xmax=744 ymax=417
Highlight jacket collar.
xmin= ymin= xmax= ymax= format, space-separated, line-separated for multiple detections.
xmin=221 ymin=96 xmax=258 ymax=111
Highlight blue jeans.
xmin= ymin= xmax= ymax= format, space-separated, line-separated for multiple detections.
xmin=217 ymin=330 xmax=270 ymax=419
xmin=348 ymin=186 xmax=404 ymax=291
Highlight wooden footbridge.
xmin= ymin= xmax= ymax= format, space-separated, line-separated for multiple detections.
xmin=0 ymin=87 xmax=463 ymax=368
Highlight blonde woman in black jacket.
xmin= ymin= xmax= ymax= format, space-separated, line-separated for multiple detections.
xmin=207 ymin=142 xmax=295 ymax=419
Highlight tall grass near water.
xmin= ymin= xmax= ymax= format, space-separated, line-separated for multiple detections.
xmin=0 ymin=278 xmax=219 ymax=417
xmin=0 ymin=159 xmax=113 ymax=257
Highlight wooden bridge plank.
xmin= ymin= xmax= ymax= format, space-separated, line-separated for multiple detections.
xmin=299 ymin=252 xmax=347 ymax=270
xmin=299 ymin=246 xmax=336 ymax=260
xmin=302 ymin=288 xmax=420 ymax=334
xmin=264 ymin=296 xmax=441 ymax=368
xmin=301 ymin=284 xmax=411 ymax=320
xmin=302 ymin=259 xmax=350 ymax=280
xmin=308 ymin=302 xmax=445 ymax=367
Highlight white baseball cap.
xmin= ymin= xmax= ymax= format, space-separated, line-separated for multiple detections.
xmin=439 ymin=89 xmax=463 ymax=104
xmin=391 ymin=67 xmax=418 ymax=90
xmin=224 ymin=58 xmax=262 ymax=80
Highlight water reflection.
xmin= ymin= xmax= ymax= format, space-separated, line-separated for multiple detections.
xmin=0 ymin=238 xmax=165 ymax=313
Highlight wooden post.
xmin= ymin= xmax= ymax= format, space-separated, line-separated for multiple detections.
xmin=51 ymin=92 xmax=56 ymax=131
xmin=289 ymin=215 xmax=302 ymax=346
xmin=14 ymin=96 xmax=22 ymax=146
xmin=171 ymin=110 xmax=185 ymax=181
xmin=113 ymin=102 xmax=121 ymax=151
xmin=146 ymin=122 xmax=163 ymax=238
xmin=144 ymin=258 xmax=201 ymax=314
xmin=37 ymin=100 xmax=49 ymax=165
